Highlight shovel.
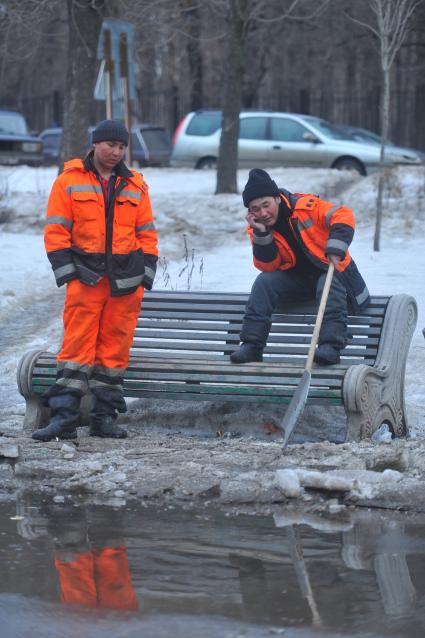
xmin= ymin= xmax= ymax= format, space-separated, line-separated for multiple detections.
xmin=280 ymin=261 xmax=335 ymax=449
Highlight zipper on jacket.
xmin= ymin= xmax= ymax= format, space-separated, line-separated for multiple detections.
xmin=105 ymin=179 xmax=127 ymax=276
xmin=279 ymin=193 xmax=324 ymax=271
xmin=289 ymin=217 xmax=327 ymax=271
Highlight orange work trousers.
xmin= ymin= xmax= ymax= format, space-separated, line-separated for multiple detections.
xmin=58 ymin=277 xmax=144 ymax=370
xmin=54 ymin=546 xmax=138 ymax=610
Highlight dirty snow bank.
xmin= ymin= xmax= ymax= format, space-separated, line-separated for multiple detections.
xmin=2 ymin=428 xmax=425 ymax=513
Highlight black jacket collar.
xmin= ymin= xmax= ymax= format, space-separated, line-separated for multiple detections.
xmin=84 ymin=151 xmax=133 ymax=178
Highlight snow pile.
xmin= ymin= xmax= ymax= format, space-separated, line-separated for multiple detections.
xmin=336 ymin=165 xmax=425 ymax=230
xmin=275 ymin=466 xmax=403 ymax=500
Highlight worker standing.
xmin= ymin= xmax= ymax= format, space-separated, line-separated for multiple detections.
xmin=33 ymin=119 xmax=158 ymax=441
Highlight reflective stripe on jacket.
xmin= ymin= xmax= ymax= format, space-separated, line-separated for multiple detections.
xmin=247 ymin=191 xmax=370 ymax=312
xmin=44 ymin=157 xmax=158 ymax=296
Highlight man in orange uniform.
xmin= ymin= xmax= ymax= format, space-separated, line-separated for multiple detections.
xmin=230 ymin=169 xmax=369 ymax=365
xmin=33 ymin=119 xmax=158 ymax=441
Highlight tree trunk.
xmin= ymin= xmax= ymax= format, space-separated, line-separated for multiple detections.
xmin=59 ymin=0 xmax=107 ymax=171
xmin=184 ymin=1 xmax=203 ymax=111
xmin=374 ymin=65 xmax=390 ymax=252
xmin=215 ymin=0 xmax=248 ymax=194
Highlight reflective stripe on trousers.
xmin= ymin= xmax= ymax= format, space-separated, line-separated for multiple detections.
xmin=56 ymin=277 xmax=143 ymax=393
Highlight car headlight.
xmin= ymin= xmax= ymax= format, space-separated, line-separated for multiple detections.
xmin=22 ymin=142 xmax=42 ymax=152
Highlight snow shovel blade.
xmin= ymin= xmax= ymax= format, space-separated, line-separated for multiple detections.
xmin=280 ymin=369 xmax=311 ymax=448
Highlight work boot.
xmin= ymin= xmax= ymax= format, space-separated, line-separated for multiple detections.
xmin=32 ymin=421 xmax=78 ymax=442
xmin=314 ymin=344 xmax=341 ymax=366
xmin=32 ymin=391 xmax=81 ymax=442
xmin=89 ymin=416 xmax=127 ymax=439
xmin=230 ymin=343 xmax=263 ymax=364
xmin=89 ymin=386 xmax=127 ymax=438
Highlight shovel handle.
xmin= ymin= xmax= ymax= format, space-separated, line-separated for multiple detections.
xmin=305 ymin=262 xmax=335 ymax=372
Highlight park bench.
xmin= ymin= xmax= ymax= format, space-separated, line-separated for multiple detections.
xmin=17 ymin=290 xmax=417 ymax=442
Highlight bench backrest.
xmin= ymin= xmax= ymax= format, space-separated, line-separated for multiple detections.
xmin=133 ymin=291 xmax=389 ymax=367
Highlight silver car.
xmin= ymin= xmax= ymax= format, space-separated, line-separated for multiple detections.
xmin=171 ymin=110 xmax=424 ymax=175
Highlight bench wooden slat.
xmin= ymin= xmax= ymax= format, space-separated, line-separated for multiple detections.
xmin=123 ymin=371 xmax=343 ymax=388
xmin=135 ymin=321 xmax=383 ymax=337
xmin=131 ymin=350 xmax=377 ymax=365
xmin=143 ymin=291 xmax=389 ymax=301
xmin=140 ymin=310 xmax=385 ymax=326
xmin=30 ymin=380 xmax=342 ymax=405
xmin=122 ymin=380 xmax=342 ymax=398
xmin=141 ymin=306 xmax=388 ymax=319
xmin=141 ymin=299 xmax=388 ymax=312
xmin=33 ymin=356 xmax=347 ymax=381
xmin=133 ymin=329 xmax=379 ymax=347
xmin=142 ymin=292 xmax=389 ymax=306
xmin=30 ymin=382 xmax=342 ymax=406
xmin=130 ymin=339 xmax=379 ymax=357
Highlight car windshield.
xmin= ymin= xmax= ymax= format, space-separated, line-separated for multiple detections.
xmin=0 ymin=112 xmax=28 ymax=135
xmin=352 ymin=129 xmax=381 ymax=144
xmin=186 ymin=112 xmax=222 ymax=136
xmin=302 ymin=116 xmax=351 ymax=140
xmin=334 ymin=125 xmax=396 ymax=146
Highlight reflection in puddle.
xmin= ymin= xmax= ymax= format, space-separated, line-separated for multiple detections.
xmin=1 ymin=494 xmax=425 ymax=637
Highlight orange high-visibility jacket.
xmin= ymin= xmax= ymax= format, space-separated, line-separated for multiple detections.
xmin=247 ymin=191 xmax=369 ymax=311
xmin=44 ymin=156 xmax=158 ymax=296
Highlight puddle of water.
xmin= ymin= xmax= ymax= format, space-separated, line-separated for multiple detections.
xmin=0 ymin=494 xmax=425 ymax=638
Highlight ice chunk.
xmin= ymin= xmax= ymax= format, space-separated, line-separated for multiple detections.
xmin=275 ymin=469 xmax=302 ymax=498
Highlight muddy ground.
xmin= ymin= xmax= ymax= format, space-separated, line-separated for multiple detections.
xmin=2 ymin=399 xmax=425 ymax=517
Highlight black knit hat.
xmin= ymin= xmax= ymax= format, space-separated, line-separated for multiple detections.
xmin=242 ymin=168 xmax=280 ymax=207
xmin=92 ymin=119 xmax=129 ymax=146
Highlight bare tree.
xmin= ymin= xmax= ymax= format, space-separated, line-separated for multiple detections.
xmin=182 ymin=0 xmax=204 ymax=110
xmin=0 ymin=0 xmax=62 ymax=102
xmin=215 ymin=0 xmax=249 ymax=193
xmin=215 ymin=0 xmax=332 ymax=194
xmin=60 ymin=0 xmax=118 ymax=169
xmin=348 ymin=0 xmax=424 ymax=251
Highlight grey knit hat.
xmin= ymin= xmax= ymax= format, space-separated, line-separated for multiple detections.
xmin=92 ymin=119 xmax=129 ymax=145
xmin=242 ymin=168 xmax=280 ymax=207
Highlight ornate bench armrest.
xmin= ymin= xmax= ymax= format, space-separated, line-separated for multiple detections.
xmin=343 ymin=294 xmax=417 ymax=441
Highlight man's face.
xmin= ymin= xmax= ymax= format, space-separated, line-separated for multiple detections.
xmin=248 ymin=196 xmax=280 ymax=227
xmin=93 ymin=140 xmax=126 ymax=169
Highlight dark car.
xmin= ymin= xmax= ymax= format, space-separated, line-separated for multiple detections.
xmin=0 ymin=108 xmax=43 ymax=166
xmin=40 ymin=123 xmax=172 ymax=167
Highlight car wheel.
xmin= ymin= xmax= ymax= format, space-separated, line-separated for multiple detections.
xmin=196 ymin=157 xmax=217 ymax=169
xmin=332 ymin=157 xmax=366 ymax=176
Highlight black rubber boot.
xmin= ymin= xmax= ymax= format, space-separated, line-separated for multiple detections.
xmin=314 ymin=343 xmax=341 ymax=365
xmin=230 ymin=343 xmax=264 ymax=364
xmin=89 ymin=387 xmax=127 ymax=438
xmin=90 ymin=416 xmax=127 ymax=439
xmin=32 ymin=392 xmax=81 ymax=442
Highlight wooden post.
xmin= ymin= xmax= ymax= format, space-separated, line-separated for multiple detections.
xmin=104 ymin=29 xmax=113 ymax=119
xmin=120 ymin=32 xmax=132 ymax=165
